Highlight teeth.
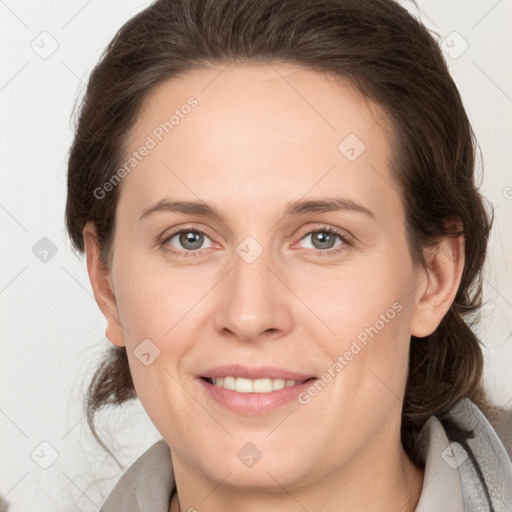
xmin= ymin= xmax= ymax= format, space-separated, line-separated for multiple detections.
xmin=209 ymin=376 xmax=300 ymax=393
xmin=236 ymin=377 xmax=253 ymax=393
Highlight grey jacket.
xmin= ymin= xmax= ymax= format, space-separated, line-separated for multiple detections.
xmin=100 ymin=399 xmax=512 ymax=511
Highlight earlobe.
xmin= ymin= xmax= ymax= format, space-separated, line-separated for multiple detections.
xmin=410 ymin=233 xmax=465 ymax=338
xmin=83 ymin=222 xmax=126 ymax=347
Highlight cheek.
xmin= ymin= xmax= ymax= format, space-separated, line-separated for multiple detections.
xmin=114 ymin=266 xmax=198 ymax=432
xmin=291 ymin=255 xmax=411 ymax=339
xmin=296 ymin=256 xmax=414 ymax=405
xmin=112 ymin=262 xmax=214 ymax=411
xmin=114 ymin=260 xmax=212 ymax=344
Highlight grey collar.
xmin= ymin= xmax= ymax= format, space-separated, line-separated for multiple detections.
xmin=100 ymin=399 xmax=512 ymax=511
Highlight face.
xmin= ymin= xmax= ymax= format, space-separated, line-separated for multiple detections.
xmin=99 ymin=63 xmax=428 ymax=491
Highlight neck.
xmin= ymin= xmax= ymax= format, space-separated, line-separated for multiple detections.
xmin=168 ymin=444 xmax=424 ymax=512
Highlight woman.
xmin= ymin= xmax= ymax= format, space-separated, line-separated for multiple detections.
xmin=65 ymin=0 xmax=512 ymax=510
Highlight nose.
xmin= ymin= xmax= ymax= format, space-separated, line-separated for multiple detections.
xmin=213 ymin=239 xmax=293 ymax=342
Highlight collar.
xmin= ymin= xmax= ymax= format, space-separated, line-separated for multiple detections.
xmin=100 ymin=399 xmax=512 ymax=511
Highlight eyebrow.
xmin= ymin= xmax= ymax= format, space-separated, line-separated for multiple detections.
xmin=138 ymin=197 xmax=375 ymax=222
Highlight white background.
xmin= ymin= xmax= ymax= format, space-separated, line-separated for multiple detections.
xmin=1 ymin=0 xmax=511 ymax=510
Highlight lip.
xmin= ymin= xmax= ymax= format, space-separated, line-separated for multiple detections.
xmin=198 ymin=364 xmax=316 ymax=381
xmin=196 ymin=365 xmax=318 ymax=415
xmin=197 ymin=376 xmax=319 ymax=415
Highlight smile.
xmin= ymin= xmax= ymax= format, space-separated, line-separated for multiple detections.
xmin=203 ymin=376 xmax=311 ymax=393
xmin=198 ymin=376 xmax=319 ymax=415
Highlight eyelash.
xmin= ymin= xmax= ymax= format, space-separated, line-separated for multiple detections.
xmin=160 ymin=225 xmax=352 ymax=259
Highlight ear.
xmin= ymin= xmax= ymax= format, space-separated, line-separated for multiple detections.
xmin=410 ymin=228 xmax=465 ymax=338
xmin=83 ymin=222 xmax=125 ymax=347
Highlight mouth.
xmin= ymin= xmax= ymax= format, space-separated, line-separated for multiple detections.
xmin=200 ymin=376 xmax=317 ymax=393
xmin=196 ymin=364 xmax=318 ymax=414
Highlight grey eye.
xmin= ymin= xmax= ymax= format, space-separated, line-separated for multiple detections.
xmin=168 ymin=230 xmax=212 ymax=251
xmin=301 ymin=230 xmax=344 ymax=251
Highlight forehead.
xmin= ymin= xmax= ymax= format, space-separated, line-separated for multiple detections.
xmin=119 ymin=62 xmax=401 ymax=225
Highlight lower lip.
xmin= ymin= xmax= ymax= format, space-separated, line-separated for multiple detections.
xmin=197 ymin=377 xmax=318 ymax=415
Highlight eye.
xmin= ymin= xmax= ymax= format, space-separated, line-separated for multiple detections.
xmin=162 ymin=228 xmax=214 ymax=257
xmin=297 ymin=227 xmax=351 ymax=255
xmin=160 ymin=225 xmax=351 ymax=258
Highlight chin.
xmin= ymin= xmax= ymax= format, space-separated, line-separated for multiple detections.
xmin=194 ymin=440 xmax=312 ymax=489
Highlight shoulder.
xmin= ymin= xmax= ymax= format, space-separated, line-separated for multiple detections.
xmin=441 ymin=398 xmax=512 ymax=509
xmin=415 ymin=398 xmax=512 ymax=511
xmin=487 ymin=405 xmax=512 ymax=461
xmin=450 ymin=398 xmax=512 ymax=462
xmin=100 ymin=439 xmax=175 ymax=512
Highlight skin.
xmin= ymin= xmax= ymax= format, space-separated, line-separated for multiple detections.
xmin=84 ymin=62 xmax=464 ymax=512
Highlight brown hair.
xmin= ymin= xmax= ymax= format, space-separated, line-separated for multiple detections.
xmin=65 ymin=0 xmax=494 ymax=465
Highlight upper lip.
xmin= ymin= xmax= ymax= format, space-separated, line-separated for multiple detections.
xmin=199 ymin=364 xmax=316 ymax=382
